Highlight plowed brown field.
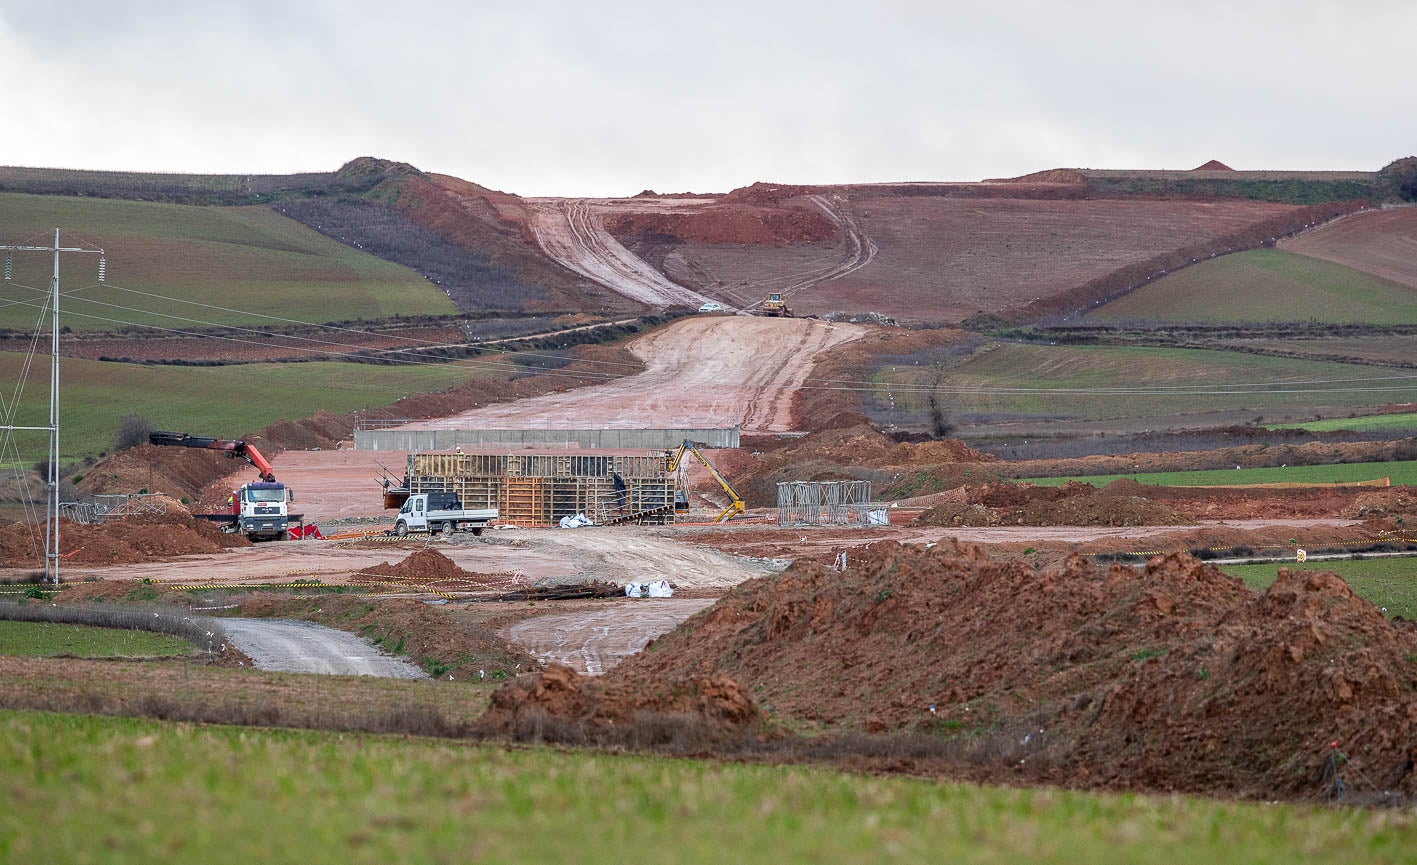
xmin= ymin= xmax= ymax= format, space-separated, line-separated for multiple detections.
xmin=661 ymin=197 xmax=1300 ymax=322
xmin=1282 ymin=206 xmax=1417 ymax=289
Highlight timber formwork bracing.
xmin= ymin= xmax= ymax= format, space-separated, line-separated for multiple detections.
xmin=407 ymin=451 xmax=675 ymax=527
xmin=776 ymin=480 xmax=876 ymax=527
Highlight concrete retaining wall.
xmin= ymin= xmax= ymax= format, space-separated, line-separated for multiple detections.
xmin=355 ymin=427 xmax=740 ymax=451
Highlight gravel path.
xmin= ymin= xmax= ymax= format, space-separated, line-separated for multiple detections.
xmin=220 ymin=618 xmax=426 ymax=678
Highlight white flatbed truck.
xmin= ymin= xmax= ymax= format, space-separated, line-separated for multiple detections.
xmin=394 ymin=493 xmax=497 ymax=537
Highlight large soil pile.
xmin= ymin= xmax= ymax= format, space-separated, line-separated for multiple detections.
xmin=474 ymin=663 xmax=759 ymax=743
xmin=915 ymin=480 xmax=1193 ymax=527
xmin=735 ymin=424 xmax=998 ymax=506
xmin=0 ymin=512 xmax=247 ymax=567
xmin=360 ymin=548 xmax=509 ymax=586
xmin=602 ymin=542 xmax=1417 ymax=799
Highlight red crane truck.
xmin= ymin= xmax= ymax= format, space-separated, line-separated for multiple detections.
xmin=148 ymin=431 xmax=301 ymax=541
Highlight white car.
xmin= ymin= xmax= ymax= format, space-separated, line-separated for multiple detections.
xmin=698 ymin=301 xmax=725 ymax=313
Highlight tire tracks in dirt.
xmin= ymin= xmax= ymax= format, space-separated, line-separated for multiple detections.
xmin=527 ymin=198 xmax=714 ymax=308
xmin=401 ymin=316 xmax=865 ymax=433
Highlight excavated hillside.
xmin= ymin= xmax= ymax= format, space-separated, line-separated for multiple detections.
xmin=527 ymin=541 xmax=1417 ymax=800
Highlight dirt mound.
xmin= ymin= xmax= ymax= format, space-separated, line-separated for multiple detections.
xmin=735 ymin=423 xmax=998 ymax=506
xmin=606 ymin=541 xmax=1417 ymax=799
xmin=990 ymin=168 xmax=1090 ymax=185
xmin=915 ymin=481 xmax=1191 ymax=527
xmin=475 ymin=663 xmax=759 ymax=742
xmin=1194 ymin=159 xmax=1235 ymax=171
xmin=1344 ymin=489 xmax=1417 ymax=519
xmin=361 ymin=548 xmax=504 ymax=585
xmin=1009 ymin=492 xmax=1190 ymax=527
xmin=0 ymin=513 xmax=246 ymax=567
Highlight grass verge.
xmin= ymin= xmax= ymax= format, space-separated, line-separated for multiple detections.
xmin=1020 ymin=460 xmax=1417 ymax=488
xmin=1270 ymin=412 xmax=1417 ymax=433
xmin=1220 ymin=558 xmax=1417 ymax=620
xmin=0 ymin=620 xmax=192 ymax=658
xmin=3 ymin=710 xmax=1414 ymax=864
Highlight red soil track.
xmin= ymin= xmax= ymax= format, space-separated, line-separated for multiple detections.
xmin=400 ymin=316 xmax=864 ymax=434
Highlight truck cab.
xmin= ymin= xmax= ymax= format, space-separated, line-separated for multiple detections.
xmin=235 ymin=481 xmax=290 ymax=541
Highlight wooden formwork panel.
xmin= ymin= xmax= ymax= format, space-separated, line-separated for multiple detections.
xmin=405 ymin=452 xmax=676 ymax=525
xmin=499 ymin=478 xmax=547 ymax=526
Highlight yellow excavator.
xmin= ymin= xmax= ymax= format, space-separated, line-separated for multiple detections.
xmin=665 ymin=439 xmax=745 ymax=523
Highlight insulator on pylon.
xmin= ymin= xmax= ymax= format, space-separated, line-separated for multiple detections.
xmin=4 ymin=257 xmax=10 ymax=280
xmin=97 ymin=256 xmax=106 ymax=283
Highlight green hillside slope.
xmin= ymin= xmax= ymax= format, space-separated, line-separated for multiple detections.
xmin=0 ymin=193 xmax=454 ymax=331
xmin=875 ymin=342 xmax=1414 ymax=422
xmin=1086 ymin=248 xmax=1417 ymax=324
xmin=0 ymin=352 xmax=514 ymax=460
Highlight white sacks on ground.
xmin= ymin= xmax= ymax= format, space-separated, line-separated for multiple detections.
xmin=558 ymin=512 xmax=595 ymax=528
xmin=625 ymin=579 xmax=674 ymax=598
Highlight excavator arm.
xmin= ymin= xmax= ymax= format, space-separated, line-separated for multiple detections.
xmin=665 ymin=440 xmax=745 ymax=523
xmin=149 ymin=431 xmax=277 ymax=483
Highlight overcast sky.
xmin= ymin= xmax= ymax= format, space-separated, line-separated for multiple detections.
xmin=1 ymin=0 xmax=1411 ymax=197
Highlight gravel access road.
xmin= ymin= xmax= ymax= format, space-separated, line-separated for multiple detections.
xmin=220 ymin=618 xmax=426 ymax=678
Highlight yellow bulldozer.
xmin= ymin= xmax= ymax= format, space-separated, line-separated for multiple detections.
xmin=759 ymin=292 xmax=793 ymax=317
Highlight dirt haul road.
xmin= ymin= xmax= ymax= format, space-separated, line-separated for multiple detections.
xmin=526 ymin=197 xmax=715 ymax=308
xmin=508 ymin=598 xmax=716 ymax=675
xmin=401 ymin=316 xmax=864 ymax=434
xmin=39 ymin=530 xmax=770 ymax=591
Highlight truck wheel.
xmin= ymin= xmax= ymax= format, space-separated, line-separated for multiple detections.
xmin=440 ymin=522 xmax=454 ymax=538
xmin=471 ymin=527 xmax=484 ymax=537
xmin=395 ymin=521 xmax=409 ymax=537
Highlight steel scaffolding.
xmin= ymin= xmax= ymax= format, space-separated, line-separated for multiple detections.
xmin=776 ymin=480 xmax=878 ymax=527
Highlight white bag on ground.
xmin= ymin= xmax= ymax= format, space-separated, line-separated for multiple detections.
xmin=625 ymin=580 xmax=673 ymax=598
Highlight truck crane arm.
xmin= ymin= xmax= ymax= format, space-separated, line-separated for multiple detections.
xmin=149 ymin=431 xmax=277 ymax=483
xmin=665 ymin=439 xmax=745 ymax=523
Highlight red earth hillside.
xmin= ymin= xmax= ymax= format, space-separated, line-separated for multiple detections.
xmin=597 ymin=541 xmax=1417 ymax=800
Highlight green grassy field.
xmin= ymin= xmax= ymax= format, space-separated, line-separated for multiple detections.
xmin=1086 ymin=248 xmax=1417 ymax=324
xmin=1020 ymin=460 xmax=1417 ymax=488
xmin=0 ymin=620 xmax=191 ymax=658
xmin=1270 ymin=412 xmax=1417 ymax=433
xmin=0 ymin=352 xmax=517 ymax=460
xmin=2 ymin=711 xmax=1411 ymax=864
xmin=881 ymin=342 xmax=1408 ymax=422
xmin=1220 ymin=558 xmax=1417 ymax=619
xmin=0 ymin=192 xmax=452 ymax=330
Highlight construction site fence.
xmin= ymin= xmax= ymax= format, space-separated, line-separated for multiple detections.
xmin=356 ymin=427 xmax=740 ymax=451
xmin=59 ymin=493 xmax=168 ymax=526
xmin=777 ymin=480 xmax=886 ymax=527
